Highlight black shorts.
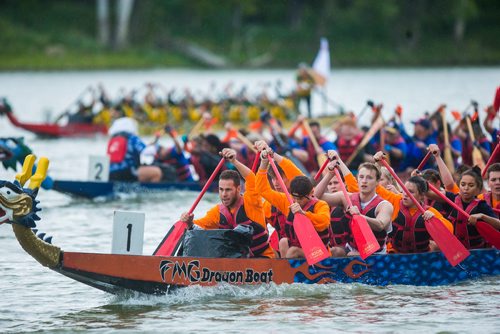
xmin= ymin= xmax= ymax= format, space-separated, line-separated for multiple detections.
xmin=109 ymin=169 xmax=137 ymax=182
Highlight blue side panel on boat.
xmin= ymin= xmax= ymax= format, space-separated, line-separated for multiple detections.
xmin=52 ymin=180 xmax=203 ymax=199
xmin=289 ymin=249 xmax=500 ymax=286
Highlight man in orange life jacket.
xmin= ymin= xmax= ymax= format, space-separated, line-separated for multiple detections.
xmin=180 ymin=148 xmax=274 ymax=258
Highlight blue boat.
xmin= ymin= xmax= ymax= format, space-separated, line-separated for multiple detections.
xmin=51 ymin=179 xmax=205 ymax=199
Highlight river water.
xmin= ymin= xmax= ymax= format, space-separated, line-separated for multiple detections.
xmin=0 ymin=68 xmax=499 ymax=333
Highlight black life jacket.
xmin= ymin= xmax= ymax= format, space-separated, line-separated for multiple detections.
xmin=219 ymin=198 xmax=270 ymax=257
xmin=329 ymin=206 xmax=350 ymax=247
xmin=269 ymin=205 xmax=287 ymax=240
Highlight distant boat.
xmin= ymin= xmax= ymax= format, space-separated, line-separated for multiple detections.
xmin=0 ymin=99 xmax=107 ymax=138
xmin=51 ymin=179 xmax=205 ymax=199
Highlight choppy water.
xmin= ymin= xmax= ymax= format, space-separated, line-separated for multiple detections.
xmin=0 ymin=68 xmax=499 ymax=333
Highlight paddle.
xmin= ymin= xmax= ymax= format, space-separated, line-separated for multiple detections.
xmin=153 ymin=157 xmax=226 ymax=256
xmin=465 ymin=115 xmax=486 ymax=170
xmin=482 ymin=136 xmax=500 ymax=178
xmin=301 ymin=119 xmax=327 ymax=168
xmin=416 ymin=151 xmax=432 ymax=171
xmin=332 ymin=168 xmax=379 ymax=259
xmin=313 ymin=156 xmax=329 ymax=181
xmin=356 ymin=100 xmax=375 ymax=124
xmin=346 ymin=115 xmax=385 ymax=167
xmin=261 ymin=112 xmax=309 ymax=176
xmin=439 ymin=107 xmax=455 ymax=173
xmin=267 ymin=154 xmax=329 ymax=265
xmin=378 ymin=158 xmax=470 ymax=266
xmin=427 ymin=183 xmax=500 ymax=249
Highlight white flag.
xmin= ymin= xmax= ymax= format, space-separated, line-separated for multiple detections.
xmin=311 ymin=38 xmax=330 ymax=86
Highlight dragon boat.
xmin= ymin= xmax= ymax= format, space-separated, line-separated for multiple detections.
xmin=51 ymin=179 xmax=205 ymax=199
xmin=0 ymin=99 xmax=108 ymax=138
xmin=1 ymin=156 xmax=499 ymax=296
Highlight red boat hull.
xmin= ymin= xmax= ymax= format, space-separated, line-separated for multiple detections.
xmin=4 ymin=109 xmax=107 ymax=137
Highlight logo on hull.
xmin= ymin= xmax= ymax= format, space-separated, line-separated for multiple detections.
xmin=159 ymin=260 xmax=274 ymax=284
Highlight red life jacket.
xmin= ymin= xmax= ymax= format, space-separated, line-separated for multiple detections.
xmin=349 ymin=193 xmax=387 ymax=251
xmin=219 ymin=198 xmax=270 ymax=257
xmin=269 ymin=205 xmax=287 ymax=240
xmin=448 ymin=197 xmax=486 ymax=249
xmin=284 ymin=198 xmax=331 ymax=248
xmin=330 ymin=206 xmax=350 ymax=247
xmin=391 ymin=201 xmax=430 ymax=253
xmin=107 ymin=134 xmax=128 ymax=163
xmin=336 ymin=134 xmax=364 ymax=168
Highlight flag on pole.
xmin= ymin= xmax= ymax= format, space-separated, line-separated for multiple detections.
xmin=310 ymin=38 xmax=330 ymax=86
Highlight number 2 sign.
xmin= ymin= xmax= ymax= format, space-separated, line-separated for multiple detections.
xmin=88 ymin=155 xmax=110 ymax=182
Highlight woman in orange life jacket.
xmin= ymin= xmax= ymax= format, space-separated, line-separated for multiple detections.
xmin=254 ymin=140 xmax=304 ymax=257
xmin=315 ymin=151 xmax=394 ymax=256
xmin=180 ymin=148 xmax=274 ymax=258
xmin=256 ymin=145 xmax=331 ymax=259
xmin=446 ymin=166 xmax=500 ymax=249
xmin=478 ymin=163 xmax=500 ymax=213
xmin=379 ymin=166 xmax=402 ymax=194
xmin=372 ymin=151 xmax=453 ymax=253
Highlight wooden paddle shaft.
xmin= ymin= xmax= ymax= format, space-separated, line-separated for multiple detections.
xmin=236 ymin=131 xmax=258 ymax=153
xmin=379 ymin=159 xmax=426 ymax=213
xmin=188 ymin=158 xmax=225 ymax=214
xmin=302 ymin=120 xmax=321 ymax=153
xmin=346 ymin=116 xmax=384 ymax=166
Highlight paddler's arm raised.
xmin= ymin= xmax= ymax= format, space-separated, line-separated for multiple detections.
xmin=221 ymin=148 xmax=265 ymax=226
xmin=255 ymin=148 xmax=291 ymax=215
xmin=314 ymin=159 xmax=349 ymax=208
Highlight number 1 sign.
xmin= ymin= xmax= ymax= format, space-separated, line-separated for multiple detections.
xmin=112 ymin=211 xmax=145 ymax=255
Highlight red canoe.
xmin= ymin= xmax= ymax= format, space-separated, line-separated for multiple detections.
xmin=0 ymin=100 xmax=108 ymax=138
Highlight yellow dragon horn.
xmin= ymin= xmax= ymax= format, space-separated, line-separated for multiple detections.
xmin=28 ymin=157 xmax=49 ymax=190
xmin=16 ymin=154 xmax=36 ymax=187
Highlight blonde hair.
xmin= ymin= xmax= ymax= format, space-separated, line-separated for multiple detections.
xmin=380 ymin=167 xmax=402 ymax=192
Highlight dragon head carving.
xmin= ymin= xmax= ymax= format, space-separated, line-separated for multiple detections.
xmin=0 ymin=154 xmax=46 ymax=228
xmin=0 ymin=180 xmax=40 ymax=227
